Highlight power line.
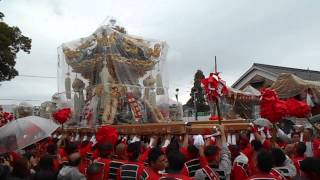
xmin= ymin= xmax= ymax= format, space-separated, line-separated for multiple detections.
xmin=18 ymin=74 xmax=56 ymax=79
xmin=0 ymin=98 xmax=42 ymax=101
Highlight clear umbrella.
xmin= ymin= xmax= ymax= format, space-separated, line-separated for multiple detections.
xmin=253 ymin=118 xmax=272 ymax=128
xmin=0 ymin=116 xmax=59 ymax=153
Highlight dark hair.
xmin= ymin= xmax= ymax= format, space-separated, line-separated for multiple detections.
xmin=166 ymin=137 xmax=180 ymax=155
xmin=148 ymin=147 xmax=164 ymax=164
xmin=47 ymin=143 xmax=58 ymax=155
xmin=300 ymin=157 xmax=314 ymax=174
xmin=257 ymin=150 xmax=273 ymax=173
xmin=296 ymin=142 xmax=307 ymax=156
xmin=187 ymin=144 xmax=199 ymax=158
xmin=271 ymin=148 xmax=286 ymax=167
xmin=39 ymin=155 xmax=54 ymax=170
xmin=0 ymin=162 xmax=10 ymax=179
xmin=87 ymin=162 xmax=103 ymax=176
xmin=167 ymin=152 xmax=185 ymax=172
xmin=81 ymin=140 xmax=90 ymax=147
xmin=229 ymin=145 xmax=240 ymax=162
xmin=64 ymin=142 xmax=78 ymax=155
xmin=97 ymin=143 xmax=113 ymax=158
xmin=23 ymin=151 xmax=34 ymax=161
xmin=204 ymin=145 xmax=220 ymax=157
xmin=11 ymin=157 xmax=30 ymax=178
xmin=127 ymin=141 xmax=141 ymax=161
xmin=251 ymin=140 xmax=262 ymax=151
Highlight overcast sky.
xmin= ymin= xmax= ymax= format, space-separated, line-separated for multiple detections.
xmin=1 ymin=0 xmax=320 ymax=105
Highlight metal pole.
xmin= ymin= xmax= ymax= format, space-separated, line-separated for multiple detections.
xmin=216 ymin=98 xmax=222 ymax=125
xmin=194 ymin=91 xmax=198 ymax=120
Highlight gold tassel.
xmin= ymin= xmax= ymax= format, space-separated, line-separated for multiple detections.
xmin=65 ymin=75 xmax=71 ymax=99
xmin=156 ymin=73 xmax=165 ymax=95
xmin=143 ymin=99 xmax=159 ymax=123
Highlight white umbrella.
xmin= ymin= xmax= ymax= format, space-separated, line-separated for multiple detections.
xmin=0 ymin=116 xmax=59 ymax=153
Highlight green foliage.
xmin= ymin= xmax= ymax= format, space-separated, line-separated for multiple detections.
xmin=0 ymin=12 xmax=32 ymax=81
xmin=185 ymin=70 xmax=209 ymax=112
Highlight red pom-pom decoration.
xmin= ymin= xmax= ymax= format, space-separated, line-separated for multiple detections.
xmin=260 ymin=88 xmax=287 ymax=123
xmin=95 ymin=125 xmax=118 ymax=145
xmin=209 ymin=115 xmax=220 ymax=121
xmin=52 ymin=108 xmax=71 ymax=124
xmin=285 ymin=98 xmax=310 ymax=118
xmin=260 ymin=88 xmax=311 ymax=123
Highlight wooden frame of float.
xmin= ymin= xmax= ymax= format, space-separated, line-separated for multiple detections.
xmin=58 ymin=119 xmax=250 ymax=135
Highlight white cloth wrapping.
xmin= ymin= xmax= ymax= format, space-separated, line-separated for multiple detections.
xmin=193 ymin=135 xmax=204 ymax=148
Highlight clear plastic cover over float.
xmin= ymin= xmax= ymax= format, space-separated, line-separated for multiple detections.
xmin=57 ymin=18 xmax=169 ymax=127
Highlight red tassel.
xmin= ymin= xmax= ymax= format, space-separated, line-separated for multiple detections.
xmin=52 ymin=108 xmax=71 ymax=124
xmin=95 ymin=125 xmax=118 ymax=145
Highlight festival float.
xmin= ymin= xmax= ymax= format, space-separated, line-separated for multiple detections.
xmin=55 ymin=18 xmax=251 ymax=135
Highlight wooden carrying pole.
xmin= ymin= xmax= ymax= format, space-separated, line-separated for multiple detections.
xmin=58 ymin=120 xmax=250 ymax=135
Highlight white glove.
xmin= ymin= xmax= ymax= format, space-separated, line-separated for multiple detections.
xmin=90 ymin=135 xmax=97 ymax=145
xmin=131 ymin=136 xmax=140 ymax=143
xmin=149 ymin=137 xmax=156 ymax=148
xmin=121 ymin=136 xmax=127 ymax=143
xmin=75 ymin=134 xmax=80 ymax=141
xmin=193 ymin=135 xmax=204 ymax=148
xmin=162 ymin=138 xmax=171 ymax=148
xmin=83 ymin=135 xmax=88 ymax=141
xmin=58 ymin=135 xmax=62 ymax=139
xmin=53 ymin=134 xmax=57 ymax=138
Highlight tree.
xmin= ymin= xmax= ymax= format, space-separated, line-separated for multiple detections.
xmin=0 ymin=12 xmax=31 ymax=81
xmin=185 ymin=70 xmax=209 ymax=112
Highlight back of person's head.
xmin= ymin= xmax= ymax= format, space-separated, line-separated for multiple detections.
xmin=228 ymin=145 xmax=240 ymax=162
xmin=0 ymin=161 xmax=10 ymax=179
xmin=115 ymin=143 xmax=126 ymax=159
xmin=12 ymin=157 xmax=30 ymax=178
xmin=238 ymin=135 xmax=249 ymax=150
xmin=257 ymin=150 xmax=273 ymax=173
xmin=166 ymin=137 xmax=180 ymax=155
xmin=313 ymin=158 xmax=320 ymax=177
xmin=81 ymin=140 xmax=90 ymax=148
xmin=204 ymin=145 xmax=220 ymax=158
xmin=251 ymin=140 xmax=262 ymax=152
xmin=127 ymin=141 xmax=141 ymax=161
xmin=187 ymin=144 xmax=199 ymax=159
xmin=167 ymin=152 xmax=185 ymax=172
xmin=47 ymin=143 xmax=58 ymax=155
xmin=296 ymin=142 xmax=307 ymax=156
xmin=87 ymin=163 xmax=104 ymax=180
xmin=64 ymin=142 xmax=78 ymax=155
xmin=148 ymin=147 xmax=164 ymax=163
xmin=39 ymin=155 xmax=54 ymax=170
xmin=68 ymin=152 xmax=82 ymax=167
xmin=300 ymin=157 xmax=315 ymax=179
xmin=23 ymin=151 xmax=34 ymax=161
xmin=271 ymin=148 xmax=286 ymax=167
xmin=97 ymin=143 xmax=113 ymax=158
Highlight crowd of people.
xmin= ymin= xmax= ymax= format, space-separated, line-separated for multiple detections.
xmin=1 ymin=123 xmax=320 ymax=180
